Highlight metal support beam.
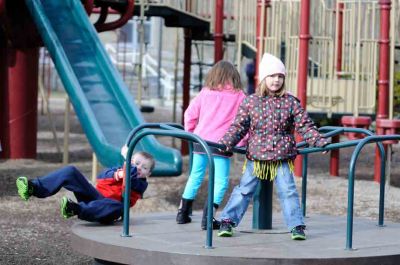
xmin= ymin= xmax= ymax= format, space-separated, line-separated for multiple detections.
xmin=294 ymin=0 xmax=311 ymax=177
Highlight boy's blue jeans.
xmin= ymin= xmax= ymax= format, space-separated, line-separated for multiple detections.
xmin=219 ymin=160 xmax=304 ymax=231
xmin=31 ymin=165 xmax=123 ymax=223
xmin=182 ymin=153 xmax=230 ymax=205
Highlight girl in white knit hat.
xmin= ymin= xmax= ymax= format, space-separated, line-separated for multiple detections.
xmin=217 ymin=53 xmax=329 ymax=240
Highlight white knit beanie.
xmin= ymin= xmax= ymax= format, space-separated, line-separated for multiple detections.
xmin=258 ymin=53 xmax=286 ymax=82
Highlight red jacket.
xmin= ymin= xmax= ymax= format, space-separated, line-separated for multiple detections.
xmin=96 ymin=166 xmax=148 ymax=207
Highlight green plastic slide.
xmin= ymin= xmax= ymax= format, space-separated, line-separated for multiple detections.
xmin=25 ymin=0 xmax=182 ymax=176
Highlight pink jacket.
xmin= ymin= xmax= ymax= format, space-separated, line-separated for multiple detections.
xmin=184 ymin=85 xmax=247 ymax=146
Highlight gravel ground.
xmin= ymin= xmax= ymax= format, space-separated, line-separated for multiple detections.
xmin=1 ymin=102 xmax=400 ymax=264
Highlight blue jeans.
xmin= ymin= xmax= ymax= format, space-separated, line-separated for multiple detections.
xmin=182 ymin=153 xmax=230 ymax=205
xmin=219 ymin=160 xmax=304 ymax=231
xmin=31 ymin=165 xmax=123 ymax=223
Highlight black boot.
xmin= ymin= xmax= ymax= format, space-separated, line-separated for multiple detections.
xmin=176 ymin=198 xmax=193 ymax=224
xmin=201 ymin=201 xmax=221 ymax=230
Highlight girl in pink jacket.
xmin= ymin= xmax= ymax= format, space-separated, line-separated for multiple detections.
xmin=176 ymin=61 xmax=246 ymax=230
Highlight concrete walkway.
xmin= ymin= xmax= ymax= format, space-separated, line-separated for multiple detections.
xmin=71 ymin=211 xmax=400 ymax=265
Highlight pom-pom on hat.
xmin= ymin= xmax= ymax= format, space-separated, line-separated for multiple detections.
xmin=258 ymin=53 xmax=286 ymax=82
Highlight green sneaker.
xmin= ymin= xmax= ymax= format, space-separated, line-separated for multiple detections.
xmin=60 ymin=197 xmax=76 ymax=219
xmin=16 ymin=176 xmax=33 ymax=201
xmin=291 ymin=225 xmax=306 ymax=240
xmin=217 ymin=219 xmax=234 ymax=237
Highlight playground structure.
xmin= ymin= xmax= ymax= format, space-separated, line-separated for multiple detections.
xmin=1 ymin=0 xmax=400 ymax=180
xmin=1 ymin=0 xmax=400 ymax=264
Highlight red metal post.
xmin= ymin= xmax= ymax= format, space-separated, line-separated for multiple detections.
xmin=255 ymin=0 xmax=269 ymax=86
xmin=336 ymin=3 xmax=344 ymax=73
xmin=255 ymin=0 xmax=262 ymax=84
xmin=330 ymin=135 xmax=340 ymax=176
xmin=0 ymin=0 xmax=5 ymax=15
xmin=83 ymin=0 xmax=94 ymax=15
xmin=181 ymin=28 xmax=192 ymax=155
xmin=6 ymin=47 xmax=39 ymax=158
xmin=214 ymin=0 xmax=224 ymax=62
xmin=94 ymin=0 xmax=134 ymax=32
xmin=0 ymin=33 xmax=8 ymax=158
xmin=294 ymin=0 xmax=311 ymax=177
xmin=329 ymin=3 xmax=345 ymax=177
xmin=180 ymin=0 xmax=193 ymax=155
xmin=377 ymin=0 xmax=391 ymax=121
xmin=374 ymin=0 xmax=391 ymax=182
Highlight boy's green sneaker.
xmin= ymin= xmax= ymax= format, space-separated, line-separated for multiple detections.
xmin=217 ymin=219 xmax=234 ymax=237
xmin=60 ymin=197 xmax=76 ymax=219
xmin=291 ymin=225 xmax=306 ymax=240
xmin=16 ymin=176 xmax=33 ymax=201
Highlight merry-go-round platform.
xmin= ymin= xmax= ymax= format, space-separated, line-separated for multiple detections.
xmin=70 ymin=211 xmax=400 ymax=265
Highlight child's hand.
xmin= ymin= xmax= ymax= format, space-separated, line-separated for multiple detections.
xmin=114 ymin=169 xmax=124 ymax=181
xmin=217 ymin=144 xmax=229 ymax=153
xmin=321 ymin=143 xmax=330 ymax=154
xmin=316 ymin=139 xmax=330 ymax=154
xmin=121 ymin=145 xmax=128 ymax=159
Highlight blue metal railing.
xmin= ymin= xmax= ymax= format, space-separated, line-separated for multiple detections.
xmin=298 ymin=126 xmax=383 ymax=218
xmin=121 ymin=123 xmax=217 ymax=248
xmin=297 ymin=127 xmax=400 ymax=249
xmin=345 ymin=134 xmax=400 ymax=249
xmin=121 ymin=123 xmax=399 ymax=250
xmin=120 ymin=123 xmax=245 ymax=248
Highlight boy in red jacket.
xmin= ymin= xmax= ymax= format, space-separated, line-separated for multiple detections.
xmin=16 ymin=151 xmax=154 ymax=224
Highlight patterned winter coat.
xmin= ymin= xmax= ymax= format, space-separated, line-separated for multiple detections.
xmin=219 ymin=93 xmax=328 ymax=162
